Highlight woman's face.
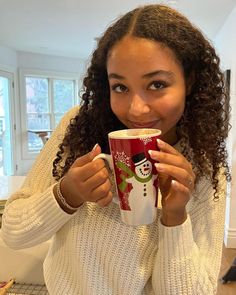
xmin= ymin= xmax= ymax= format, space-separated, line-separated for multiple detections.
xmin=107 ymin=36 xmax=187 ymax=145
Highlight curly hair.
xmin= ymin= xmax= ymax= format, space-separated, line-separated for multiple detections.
xmin=52 ymin=4 xmax=230 ymax=198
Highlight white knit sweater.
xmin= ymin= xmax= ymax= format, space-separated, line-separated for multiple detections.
xmin=1 ymin=106 xmax=226 ymax=295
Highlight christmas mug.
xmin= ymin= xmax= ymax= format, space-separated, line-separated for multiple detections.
xmin=94 ymin=128 xmax=161 ymax=226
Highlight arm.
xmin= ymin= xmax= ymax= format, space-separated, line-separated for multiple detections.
xmin=152 ymin=172 xmax=226 ymax=294
xmin=1 ymin=107 xmax=80 ymax=249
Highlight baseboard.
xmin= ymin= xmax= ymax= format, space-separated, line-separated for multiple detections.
xmin=224 ymin=226 xmax=236 ymax=248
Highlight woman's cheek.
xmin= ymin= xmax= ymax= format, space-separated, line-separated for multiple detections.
xmin=110 ymin=97 xmax=124 ymax=118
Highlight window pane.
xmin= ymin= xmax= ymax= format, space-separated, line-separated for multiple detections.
xmin=26 ymin=77 xmax=49 ymax=152
xmin=27 ymin=113 xmax=50 ymax=151
xmin=54 ymin=113 xmax=64 ymax=126
xmin=26 ymin=77 xmax=49 ymax=113
xmin=28 ymin=133 xmax=43 ymax=152
xmin=27 ymin=113 xmax=50 ymax=130
xmin=53 ymin=79 xmax=74 ymax=113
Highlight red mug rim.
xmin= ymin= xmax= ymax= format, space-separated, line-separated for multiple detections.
xmin=108 ymin=128 xmax=161 ymax=139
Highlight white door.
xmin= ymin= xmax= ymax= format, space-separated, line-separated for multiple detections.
xmin=0 ymin=71 xmax=15 ymax=175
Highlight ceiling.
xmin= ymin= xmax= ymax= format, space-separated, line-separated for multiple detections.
xmin=0 ymin=0 xmax=235 ymax=60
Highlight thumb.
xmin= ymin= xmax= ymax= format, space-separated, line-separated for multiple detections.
xmin=71 ymin=143 xmax=101 ymax=168
xmin=90 ymin=143 xmax=102 ymax=159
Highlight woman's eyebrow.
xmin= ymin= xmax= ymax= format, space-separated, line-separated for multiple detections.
xmin=108 ymin=70 xmax=174 ymax=80
xmin=142 ymin=70 xmax=175 ymax=79
xmin=108 ymin=73 xmax=125 ymax=80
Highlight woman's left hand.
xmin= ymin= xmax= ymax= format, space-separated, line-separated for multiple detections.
xmin=149 ymin=139 xmax=196 ymax=226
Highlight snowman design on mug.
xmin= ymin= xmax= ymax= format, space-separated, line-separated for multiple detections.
xmin=117 ymin=152 xmax=158 ymax=212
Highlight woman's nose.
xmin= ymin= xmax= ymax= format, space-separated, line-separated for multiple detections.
xmin=128 ymin=93 xmax=151 ymax=116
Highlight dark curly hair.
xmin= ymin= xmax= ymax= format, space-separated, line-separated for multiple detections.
xmin=52 ymin=4 xmax=230 ymax=198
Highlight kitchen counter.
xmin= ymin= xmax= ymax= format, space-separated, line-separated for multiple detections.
xmin=4 ymin=282 xmax=49 ymax=294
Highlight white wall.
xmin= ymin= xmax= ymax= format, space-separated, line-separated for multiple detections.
xmin=17 ymin=51 xmax=86 ymax=76
xmin=215 ymin=5 xmax=236 ymax=248
xmin=0 ymin=45 xmax=87 ymax=175
xmin=214 ymin=6 xmax=236 ymax=69
xmin=0 ymin=45 xmax=17 ymax=69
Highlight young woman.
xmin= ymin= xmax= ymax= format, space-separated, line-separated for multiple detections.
xmin=2 ymin=4 xmax=230 ymax=295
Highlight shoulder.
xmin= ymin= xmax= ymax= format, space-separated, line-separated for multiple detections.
xmin=62 ymin=105 xmax=80 ymax=123
xmin=190 ymin=167 xmax=227 ymax=210
xmin=55 ymin=105 xmax=80 ymax=133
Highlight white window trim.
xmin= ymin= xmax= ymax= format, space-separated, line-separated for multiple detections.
xmin=19 ymin=68 xmax=80 ymax=160
xmin=0 ymin=69 xmax=17 ymax=174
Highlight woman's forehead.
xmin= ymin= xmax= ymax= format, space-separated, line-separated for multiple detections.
xmin=107 ymin=36 xmax=184 ymax=77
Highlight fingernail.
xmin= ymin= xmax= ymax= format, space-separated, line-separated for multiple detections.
xmin=155 ymin=163 xmax=164 ymax=171
xmin=148 ymin=150 xmax=160 ymax=159
xmin=148 ymin=150 xmax=154 ymax=157
xmin=92 ymin=143 xmax=98 ymax=151
xmin=157 ymin=139 xmax=164 ymax=148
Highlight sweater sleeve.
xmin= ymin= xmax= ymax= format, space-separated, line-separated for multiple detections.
xmin=1 ymin=106 xmax=80 ymax=250
xmin=152 ymin=172 xmax=226 ymax=295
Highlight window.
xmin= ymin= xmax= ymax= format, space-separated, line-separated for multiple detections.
xmin=20 ymin=69 xmax=80 ymax=158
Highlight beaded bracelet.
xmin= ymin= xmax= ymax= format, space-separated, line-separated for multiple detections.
xmin=56 ymin=177 xmax=79 ymax=211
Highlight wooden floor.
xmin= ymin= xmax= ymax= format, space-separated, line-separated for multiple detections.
xmin=217 ymin=245 xmax=236 ymax=295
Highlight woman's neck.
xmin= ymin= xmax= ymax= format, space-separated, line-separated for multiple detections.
xmin=162 ymin=127 xmax=179 ymax=146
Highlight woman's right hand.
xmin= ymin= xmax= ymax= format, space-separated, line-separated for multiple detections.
xmin=57 ymin=144 xmax=113 ymax=212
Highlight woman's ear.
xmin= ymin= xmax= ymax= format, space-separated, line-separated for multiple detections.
xmin=186 ymin=72 xmax=195 ymax=95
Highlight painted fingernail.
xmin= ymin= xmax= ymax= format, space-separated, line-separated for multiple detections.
xmin=92 ymin=143 xmax=99 ymax=151
xmin=157 ymin=139 xmax=164 ymax=148
xmin=149 ymin=150 xmax=160 ymax=159
xmin=155 ymin=163 xmax=164 ymax=171
xmin=148 ymin=150 xmax=154 ymax=157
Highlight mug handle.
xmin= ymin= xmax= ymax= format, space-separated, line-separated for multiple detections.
xmin=93 ymin=153 xmax=113 ymax=169
xmin=93 ymin=153 xmax=119 ymax=204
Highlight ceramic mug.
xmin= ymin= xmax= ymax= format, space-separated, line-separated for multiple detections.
xmin=94 ymin=128 xmax=161 ymax=226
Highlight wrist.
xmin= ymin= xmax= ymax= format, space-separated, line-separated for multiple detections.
xmin=54 ymin=177 xmax=83 ymax=214
xmin=161 ymin=209 xmax=187 ymax=227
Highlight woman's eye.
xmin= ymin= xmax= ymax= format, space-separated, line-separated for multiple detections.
xmin=149 ymin=81 xmax=167 ymax=90
xmin=111 ymin=84 xmax=128 ymax=93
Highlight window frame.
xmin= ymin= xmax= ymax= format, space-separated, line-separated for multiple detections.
xmin=19 ymin=68 xmax=80 ymax=159
xmin=0 ymin=70 xmax=16 ymax=175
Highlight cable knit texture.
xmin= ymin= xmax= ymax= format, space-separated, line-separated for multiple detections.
xmin=1 ymin=106 xmax=226 ymax=295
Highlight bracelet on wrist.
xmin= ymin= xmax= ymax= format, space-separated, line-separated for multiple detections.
xmin=56 ymin=177 xmax=79 ymax=211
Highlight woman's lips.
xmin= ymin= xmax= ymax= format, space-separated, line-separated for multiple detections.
xmin=128 ymin=120 xmax=160 ymax=128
